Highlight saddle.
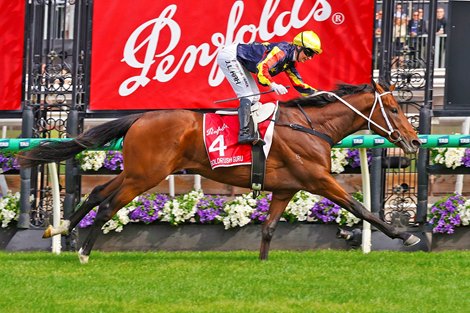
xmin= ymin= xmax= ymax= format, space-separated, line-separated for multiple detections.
xmin=215 ymin=102 xmax=277 ymax=124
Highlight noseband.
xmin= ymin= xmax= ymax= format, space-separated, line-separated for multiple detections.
xmin=315 ymin=90 xmax=403 ymax=144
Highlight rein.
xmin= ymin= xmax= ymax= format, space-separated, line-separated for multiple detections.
xmin=314 ymin=90 xmax=403 ymax=143
xmin=276 ymin=87 xmax=402 ymax=147
xmin=274 ymin=105 xmax=335 ymax=147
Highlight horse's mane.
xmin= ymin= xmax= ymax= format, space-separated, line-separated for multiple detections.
xmin=280 ymin=83 xmax=375 ymax=108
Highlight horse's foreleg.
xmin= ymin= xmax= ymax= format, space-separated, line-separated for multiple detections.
xmin=347 ymin=198 xmax=420 ymax=246
xmin=316 ymin=175 xmax=420 ymax=246
xmin=260 ymin=192 xmax=295 ymax=261
xmin=42 ymin=175 xmax=124 ymax=238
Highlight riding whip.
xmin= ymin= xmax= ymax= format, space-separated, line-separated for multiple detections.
xmin=214 ymin=86 xmax=290 ymax=104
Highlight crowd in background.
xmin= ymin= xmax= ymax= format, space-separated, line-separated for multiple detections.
xmin=374 ymin=3 xmax=448 ymax=67
xmin=375 ymin=4 xmax=447 ymax=37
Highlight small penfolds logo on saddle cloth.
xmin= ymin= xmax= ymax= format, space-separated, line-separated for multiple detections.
xmin=203 ymin=109 xmax=277 ymax=169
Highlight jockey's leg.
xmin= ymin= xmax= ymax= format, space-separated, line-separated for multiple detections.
xmin=237 ymin=97 xmax=257 ymax=144
xmin=216 ymin=44 xmax=261 ymax=144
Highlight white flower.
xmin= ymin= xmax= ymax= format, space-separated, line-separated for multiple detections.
xmin=458 ymin=200 xmax=470 ymax=226
xmin=79 ymin=151 xmax=106 ymax=171
xmin=0 ymin=192 xmax=20 ymax=228
xmin=331 ymin=148 xmax=349 ymax=174
xmin=219 ymin=193 xmax=256 ymax=229
xmin=285 ymin=191 xmax=320 ymax=222
xmin=161 ymin=190 xmax=203 ymax=225
xmin=431 ymin=147 xmax=466 ymax=169
xmin=101 ymin=207 xmax=133 ymax=233
xmin=102 ymin=219 xmax=117 ymax=234
xmin=336 ymin=208 xmax=361 ymax=226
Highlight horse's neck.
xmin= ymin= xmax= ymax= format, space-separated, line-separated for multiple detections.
xmin=311 ymin=94 xmax=372 ymax=143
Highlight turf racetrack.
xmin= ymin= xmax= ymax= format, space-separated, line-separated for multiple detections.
xmin=0 ymin=250 xmax=469 ymax=313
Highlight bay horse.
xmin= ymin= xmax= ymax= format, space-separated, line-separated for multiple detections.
xmin=18 ymin=81 xmax=421 ymax=263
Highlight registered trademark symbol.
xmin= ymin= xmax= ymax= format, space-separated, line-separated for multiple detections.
xmin=332 ymin=12 xmax=345 ymax=25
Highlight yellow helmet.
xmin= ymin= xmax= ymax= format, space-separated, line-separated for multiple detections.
xmin=293 ymin=30 xmax=322 ymax=55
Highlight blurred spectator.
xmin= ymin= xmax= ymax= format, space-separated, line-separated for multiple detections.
xmin=407 ymin=11 xmax=427 ymax=36
xmin=418 ymin=8 xmax=424 ymax=21
xmin=392 ymin=16 xmax=408 ymax=67
xmin=417 ymin=8 xmax=427 ymax=30
xmin=407 ymin=11 xmax=427 ymax=63
xmin=436 ymin=7 xmax=447 ymax=34
xmin=394 ymin=3 xmax=406 ymax=19
xmin=375 ymin=10 xmax=382 ymax=37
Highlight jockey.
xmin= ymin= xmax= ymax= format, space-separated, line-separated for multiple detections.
xmin=217 ymin=30 xmax=322 ymax=144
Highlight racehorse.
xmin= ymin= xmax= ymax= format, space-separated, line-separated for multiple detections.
xmin=18 ymin=81 xmax=421 ymax=263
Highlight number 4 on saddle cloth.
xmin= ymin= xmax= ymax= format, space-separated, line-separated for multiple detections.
xmin=203 ymin=102 xmax=278 ymax=195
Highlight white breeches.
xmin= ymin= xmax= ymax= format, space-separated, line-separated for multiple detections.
xmin=216 ymin=44 xmax=260 ymax=103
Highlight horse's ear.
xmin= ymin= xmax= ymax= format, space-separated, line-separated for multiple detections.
xmin=372 ymin=80 xmax=382 ymax=92
xmin=371 ymin=80 xmax=378 ymax=91
xmin=389 ymin=84 xmax=396 ymax=91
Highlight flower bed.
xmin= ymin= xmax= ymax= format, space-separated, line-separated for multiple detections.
xmin=78 ymin=190 xmax=362 ymax=234
xmin=428 ymin=193 xmax=470 ymax=234
xmin=430 ymin=147 xmax=470 ymax=169
xmin=1 ymin=189 xmax=470 ymax=251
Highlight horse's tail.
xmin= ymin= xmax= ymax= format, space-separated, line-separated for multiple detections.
xmin=18 ymin=113 xmax=143 ymax=168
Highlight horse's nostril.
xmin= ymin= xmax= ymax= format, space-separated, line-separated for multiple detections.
xmin=412 ymin=139 xmax=422 ymax=149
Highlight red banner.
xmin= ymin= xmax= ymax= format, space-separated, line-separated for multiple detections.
xmin=90 ymin=0 xmax=374 ymax=110
xmin=0 ymin=1 xmax=26 ymax=111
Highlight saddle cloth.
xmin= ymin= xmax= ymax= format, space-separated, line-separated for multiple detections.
xmin=203 ymin=103 xmax=278 ymax=169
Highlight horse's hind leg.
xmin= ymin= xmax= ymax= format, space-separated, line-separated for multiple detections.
xmin=260 ymin=192 xmax=295 ymax=261
xmin=77 ymin=177 xmax=159 ymax=264
xmin=42 ymin=174 xmax=124 ymax=238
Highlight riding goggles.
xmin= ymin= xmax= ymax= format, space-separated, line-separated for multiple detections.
xmin=303 ymin=48 xmax=316 ymax=57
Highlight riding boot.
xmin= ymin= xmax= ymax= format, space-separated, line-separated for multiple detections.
xmin=237 ymin=98 xmax=257 ymax=144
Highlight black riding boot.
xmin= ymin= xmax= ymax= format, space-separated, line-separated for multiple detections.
xmin=238 ymin=98 xmax=257 ymax=144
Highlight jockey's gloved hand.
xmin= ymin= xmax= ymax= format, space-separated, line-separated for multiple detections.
xmin=270 ymin=82 xmax=288 ymax=95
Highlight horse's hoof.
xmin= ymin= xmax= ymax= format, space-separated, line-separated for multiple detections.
xmin=403 ymin=234 xmax=421 ymax=247
xmin=78 ymin=248 xmax=89 ymax=264
xmin=42 ymin=225 xmax=53 ymax=238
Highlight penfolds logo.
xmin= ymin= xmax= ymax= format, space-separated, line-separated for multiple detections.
xmin=206 ymin=123 xmax=229 ymax=136
xmin=119 ymin=0 xmax=332 ymax=97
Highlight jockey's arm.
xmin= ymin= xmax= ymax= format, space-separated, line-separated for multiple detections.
xmin=255 ymin=46 xmax=284 ymax=86
xmin=286 ymin=68 xmax=317 ymax=96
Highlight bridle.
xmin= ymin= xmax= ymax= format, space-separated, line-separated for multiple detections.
xmin=314 ymin=90 xmax=403 ymax=144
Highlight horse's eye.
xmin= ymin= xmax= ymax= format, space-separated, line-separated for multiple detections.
xmin=391 ymin=108 xmax=398 ymax=114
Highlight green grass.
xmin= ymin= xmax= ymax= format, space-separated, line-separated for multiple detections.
xmin=0 ymin=250 xmax=469 ymax=313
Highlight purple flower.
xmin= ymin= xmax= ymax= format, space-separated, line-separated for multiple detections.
xmin=195 ymin=195 xmax=226 ymax=224
xmin=0 ymin=153 xmax=20 ymax=172
xmin=429 ymin=193 xmax=464 ymax=234
xmin=129 ymin=193 xmax=169 ymax=224
xmin=103 ymin=151 xmax=124 ymax=171
xmin=250 ymin=193 xmax=272 ymax=223
xmin=346 ymin=149 xmax=371 ymax=168
xmin=79 ymin=209 xmax=97 ymax=228
xmin=310 ymin=198 xmax=340 ymax=223
xmin=462 ymin=149 xmax=470 ymax=167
